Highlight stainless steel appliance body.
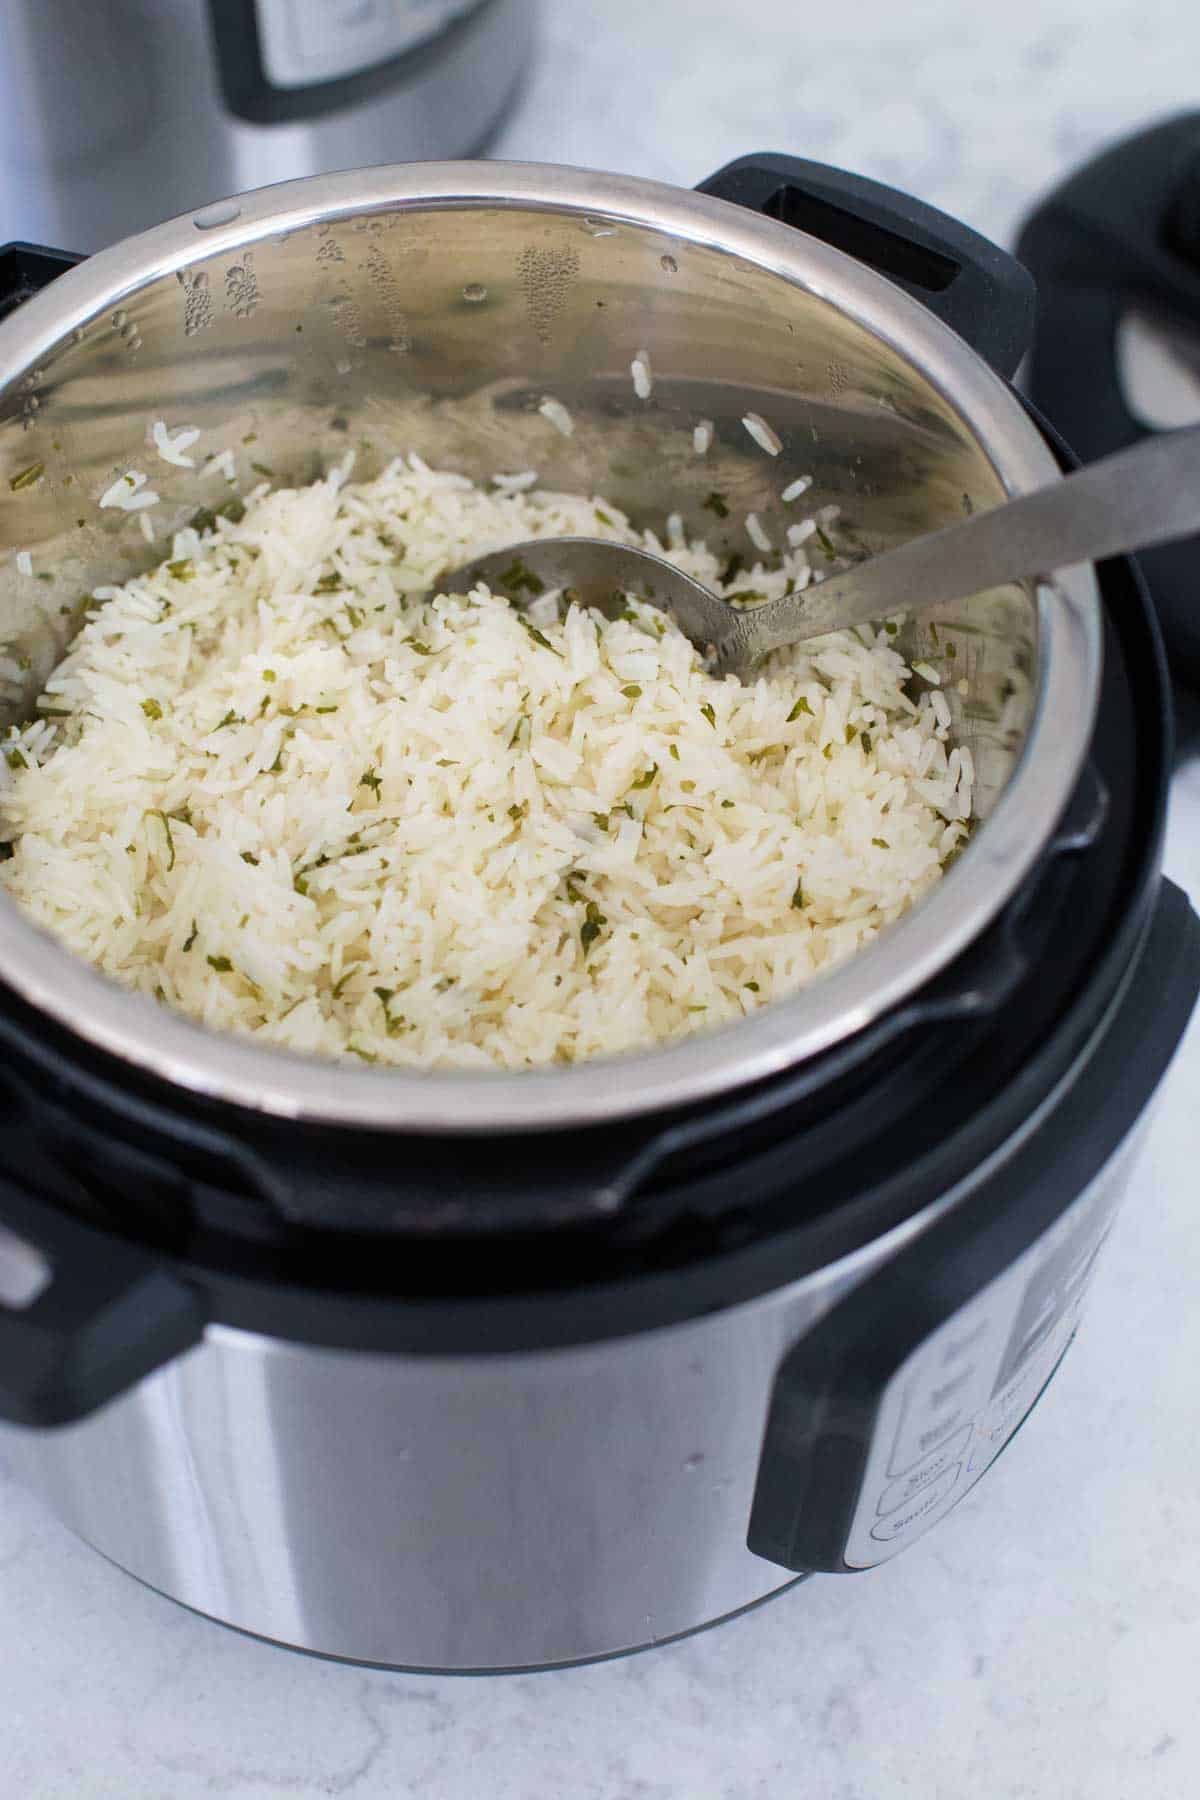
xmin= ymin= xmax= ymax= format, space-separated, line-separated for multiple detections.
xmin=0 ymin=0 xmax=533 ymax=251
xmin=0 ymin=1139 xmax=1139 ymax=1670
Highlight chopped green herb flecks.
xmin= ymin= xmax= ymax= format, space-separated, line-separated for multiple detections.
xmin=668 ymin=743 xmax=680 ymax=760
xmin=167 ymin=559 xmax=195 ymax=581
xmin=206 ymin=954 xmax=232 ymax=973
xmin=497 ymin=558 xmax=544 ymax=596
xmin=630 ymin=763 xmax=658 ymax=790
xmin=4 ymin=748 xmax=27 ymax=770
xmin=621 ymin=684 xmax=642 ymax=699
xmin=141 ymin=698 xmax=163 ymax=721
xmin=872 ymin=837 xmax=889 ymax=849
xmin=744 ymin=980 xmax=760 ymax=992
xmin=241 ymin=851 xmax=259 ymax=865
xmin=580 ymin=899 xmax=606 ymax=956
xmin=250 ymin=462 xmax=274 ymax=478
xmin=791 ymin=879 xmax=805 ymax=910
xmin=814 ymin=526 xmax=836 ymax=559
xmin=700 ymin=703 xmax=716 ymax=728
xmin=149 ymin=810 xmax=176 ymax=870
xmin=409 ymin=639 xmax=433 ymax=655
xmin=10 ymin=463 xmax=44 ymax=492
xmin=592 ymin=812 xmax=610 ymax=831
xmin=518 ymin=615 xmax=561 ymax=654
xmin=359 ymin=767 xmax=382 ymax=796
xmin=701 ymin=491 xmax=729 ymax=518
xmin=786 ymin=696 xmax=813 ymax=721
xmin=721 ymin=799 xmax=735 ymax=808
xmin=507 ymin=802 xmax=527 ymax=822
xmin=373 ymin=985 xmax=409 ymax=1037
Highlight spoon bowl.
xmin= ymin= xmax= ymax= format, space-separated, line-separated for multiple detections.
xmin=445 ymin=424 xmax=1200 ymax=678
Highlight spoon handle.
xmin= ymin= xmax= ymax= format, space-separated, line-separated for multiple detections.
xmin=730 ymin=422 xmax=1200 ymax=662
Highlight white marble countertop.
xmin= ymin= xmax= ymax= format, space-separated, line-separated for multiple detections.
xmin=4 ymin=2 xmax=1200 ymax=1794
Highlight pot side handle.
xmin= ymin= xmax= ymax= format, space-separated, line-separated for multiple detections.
xmin=0 ymin=1175 xmax=206 ymax=1428
xmin=0 ymin=243 xmax=85 ymax=323
xmin=745 ymin=874 xmax=1200 ymax=1575
xmin=695 ymin=154 xmax=1036 ymax=379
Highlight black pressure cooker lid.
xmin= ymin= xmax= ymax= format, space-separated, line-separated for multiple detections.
xmin=1018 ymin=112 xmax=1200 ymax=702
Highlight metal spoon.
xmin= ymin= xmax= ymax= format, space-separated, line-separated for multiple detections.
xmin=444 ymin=425 xmax=1200 ymax=677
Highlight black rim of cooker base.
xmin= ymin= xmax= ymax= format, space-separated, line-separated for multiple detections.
xmin=0 ymin=408 xmax=1181 ymax=1354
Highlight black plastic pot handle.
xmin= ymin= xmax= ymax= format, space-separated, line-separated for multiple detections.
xmin=1016 ymin=114 xmax=1200 ymax=687
xmin=0 ymin=242 xmax=84 ymax=323
xmin=0 ymin=1174 xmax=205 ymax=1427
xmin=696 ymin=154 xmax=1037 ymax=379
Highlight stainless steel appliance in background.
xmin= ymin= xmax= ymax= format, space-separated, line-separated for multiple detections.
xmin=0 ymin=0 xmax=534 ymax=251
xmin=0 ymin=154 xmax=1196 ymax=1672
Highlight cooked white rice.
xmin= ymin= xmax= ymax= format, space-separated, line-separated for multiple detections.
xmin=746 ymin=511 xmax=773 ymax=553
xmin=151 ymin=421 xmax=200 ymax=468
xmin=742 ymin=413 xmax=782 ymax=456
xmin=538 ymin=397 xmax=574 ymax=437
xmin=0 ymin=456 xmax=970 ymax=1071
xmin=99 ymin=470 xmax=159 ymax=512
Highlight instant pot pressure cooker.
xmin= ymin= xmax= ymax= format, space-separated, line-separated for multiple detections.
xmin=0 ymin=0 xmax=534 ymax=252
xmin=0 ymin=155 xmax=1196 ymax=1672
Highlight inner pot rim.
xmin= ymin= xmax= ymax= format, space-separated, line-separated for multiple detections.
xmin=0 ymin=159 xmax=1102 ymax=1133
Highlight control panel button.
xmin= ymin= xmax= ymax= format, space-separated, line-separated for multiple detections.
xmin=877 ymin=1426 xmax=973 ymax=1516
xmin=869 ymin=1464 xmax=962 ymax=1542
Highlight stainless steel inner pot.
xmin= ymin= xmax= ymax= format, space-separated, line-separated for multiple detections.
xmin=0 ymin=162 xmax=1101 ymax=1131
